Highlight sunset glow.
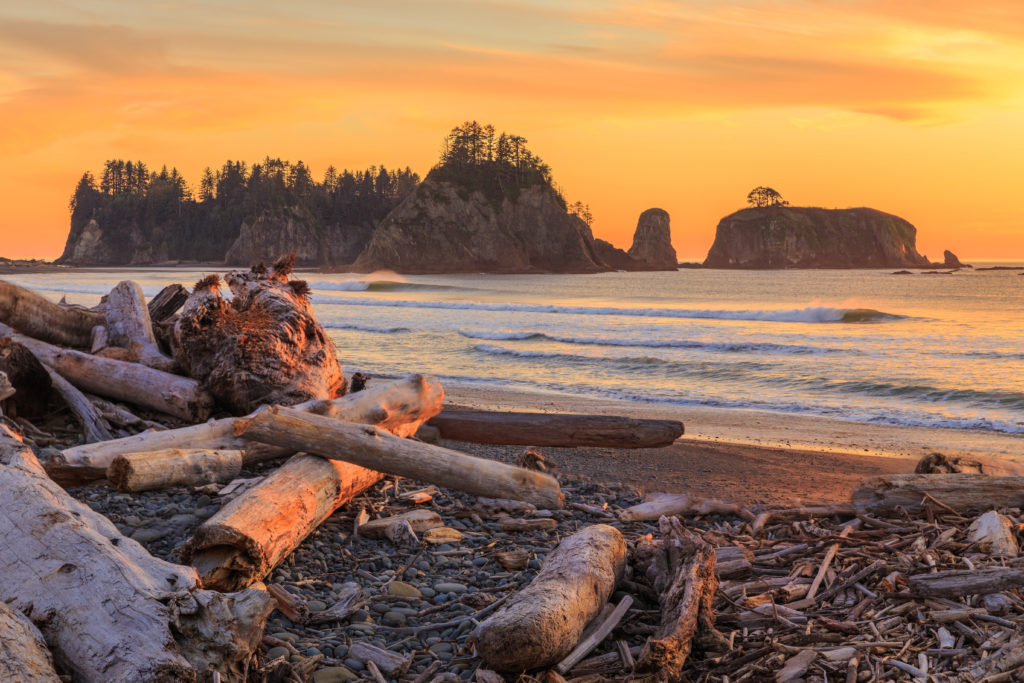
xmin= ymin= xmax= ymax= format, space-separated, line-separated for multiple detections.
xmin=3 ymin=1 xmax=1024 ymax=259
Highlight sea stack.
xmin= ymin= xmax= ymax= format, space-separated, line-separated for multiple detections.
xmin=627 ymin=208 xmax=678 ymax=270
xmin=704 ymin=206 xmax=932 ymax=269
xmin=943 ymin=250 xmax=968 ymax=268
xmin=352 ymin=178 xmax=604 ymax=274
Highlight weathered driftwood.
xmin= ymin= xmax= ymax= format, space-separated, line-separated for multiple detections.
xmin=41 ymin=363 xmax=113 ymax=443
xmin=148 ymin=283 xmax=189 ymax=322
xmin=0 ymin=338 xmax=51 ymax=418
xmin=356 ymin=509 xmax=443 ymax=538
xmin=108 ymin=448 xmax=243 ymax=492
xmin=244 ymin=373 xmax=446 ymax=464
xmin=181 ymin=454 xmax=385 ymax=591
xmin=915 ymin=451 xmax=1024 ymax=476
xmin=0 ymin=322 xmax=212 ymax=422
xmin=237 ymin=406 xmax=565 ymax=509
xmin=105 ymin=280 xmax=175 ymax=371
xmin=474 ymin=524 xmax=626 ymax=671
xmin=852 ymin=474 xmax=1024 ymax=514
xmin=907 ymin=568 xmax=1024 ymax=597
xmin=556 ymin=595 xmax=633 ymax=674
xmin=0 ymin=601 xmax=60 ymax=682
xmin=967 ymin=510 xmax=1019 ymax=557
xmin=428 ymin=408 xmax=684 ymax=448
xmin=634 ymin=516 xmax=720 ymax=681
xmin=53 ymin=374 xmax=444 ymax=485
xmin=0 ymin=427 xmax=272 ymax=681
xmin=89 ymin=324 xmax=108 ymax=353
xmin=174 ymin=258 xmax=346 ymax=414
xmin=0 ymin=279 xmax=103 ymax=347
xmin=620 ymin=493 xmax=756 ymax=522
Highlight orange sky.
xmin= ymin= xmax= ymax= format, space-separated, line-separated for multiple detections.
xmin=2 ymin=1 xmax=1024 ymax=260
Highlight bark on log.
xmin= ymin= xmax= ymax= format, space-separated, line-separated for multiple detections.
xmin=41 ymin=363 xmax=113 ymax=443
xmin=236 ymin=406 xmax=565 ymax=509
xmin=174 ymin=258 xmax=346 ymax=414
xmin=53 ymin=374 xmax=444 ymax=485
xmin=0 ymin=279 xmax=103 ymax=347
xmin=908 ymin=568 xmax=1024 ymax=597
xmin=474 ymin=524 xmax=626 ymax=671
xmin=0 ymin=427 xmax=273 ymax=682
xmin=0 ymin=601 xmax=61 ymax=682
xmin=635 ymin=516 xmax=720 ymax=681
xmin=148 ymin=283 xmax=189 ymax=322
xmin=0 ymin=322 xmax=213 ymax=422
xmin=181 ymin=454 xmax=385 ymax=591
xmin=106 ymin=280 xmax=175 ymax=371
xmin=108 ymin=448 xmax=243 ymax=492
xmin=428 ymin=409 xmax=684 ymax=448
xmin=852 ymin=474 xmax=1024 ymax=515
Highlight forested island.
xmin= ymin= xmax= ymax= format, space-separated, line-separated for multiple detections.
xmin=59 ymin=122 xmax=679 ymax=272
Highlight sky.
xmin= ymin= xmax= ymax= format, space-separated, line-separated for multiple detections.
xmin=2 ymin=1 xmax=1024 ymax=260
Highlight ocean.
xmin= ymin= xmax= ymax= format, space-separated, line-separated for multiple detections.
xmin=7 ymin=264 xmax=1024 ymax=437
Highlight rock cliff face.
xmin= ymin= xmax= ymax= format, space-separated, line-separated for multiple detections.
xmin=59 ymin=219 xmax=172 ymax=265
xmin=223 ymin=208 xmax=372 ymax=267
xmin=352 ymin=179 xmax=605 ymax=273
xmin=703 ymin=207 xmax=932 ymax=269
xmin=627 ymin=208 xmax=678 ymax=270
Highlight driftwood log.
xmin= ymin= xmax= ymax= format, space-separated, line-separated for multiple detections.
xmin=181 ymin=454 xmax=385 ymax=591
xmin=852 ymin=474 xmax=1024 ymax=514
xmin=148 ymin=283 xmax=189 ymax=322
xmin=179 ymin=376 xmax=445 ymax=591
xmin=428 ymin=409 xmax=684 ymax=448
xmin=0 ymin=280 xmax=103 ymax=347
xmin=620 ymin=493 xmax=755 ymax=522
xmin=0 ymin=427 xmax=272 ymax=681
xmin=53 ymin=374 xmax=444 ymax=485
xmin=174 ymin=256 xmax=345 ymax=414
xmin=634 ymin=516 xmax=720 ymax=681
xmin=0 ymin=322 xmax=213 ymax=422
xmin=236 ymin=406 xmax=565 ymax=509
xmin=0 ymin=601 xmax=60 ymax=682
xmin=105 ymin=280 xmax=175 ymax=371
xmin=474 ymin=524 xmax=626 ymax=671
xmin=108 ymin=448 xmax=243 ymax=492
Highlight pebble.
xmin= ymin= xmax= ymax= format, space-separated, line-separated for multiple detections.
xmin=387 ymin=580 xmax=421 ymax=598
xmin=343 ymin=658 xmax=365 ymax=671
xmin=131 ymin=527 xmax=166 ymax=543
xmin=434 ymin=582 xmax=468 ymax=594
xmin=312 ymin=667 xmax=359 ymax=683
xmin=383 ymin=611 xmax=407 ymax=626
xmin=308 ymin=600 xmax=327 ymax=612
xmin=266 ymin=646 xmax=289 ymax=660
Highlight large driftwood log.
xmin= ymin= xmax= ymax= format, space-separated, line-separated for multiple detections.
xmin=53 ymin=374 xmax=444 ymax=485
xmin=634 ymin=516 xmax=720 ymax=681
xmin=0 ymin=322 xmax=213 ymax=422
xmin=181 ymin=454 xmax=385 ymax=591
xmin=148 ymin=283 xmax=189 ymax=322
xmin=174 ymin=257 xmax=346 ymax=414
xmin=0 ymin=427 xmax=272 ymax=682
xmin=852 ymin=474 xmax=1024 ymax=515
xmin=108 ymin=448 xmax=243 ymax=492
xmin=474 ymin=524 xmax=626 ymax=671
xmin=0 ymin=280 xmax=103 ymax=347
xmin=106 ymin=280 xmax=175 ymax=371
xmin=0 ymin=601 xmax=61 ymax=682
xmin=237 ymin=406 xmax=565 ymax=509
xmin=907 ymin=568 xmax=1024 ymax=597
xmin=429 ymin=409 xmax=684 ymax=448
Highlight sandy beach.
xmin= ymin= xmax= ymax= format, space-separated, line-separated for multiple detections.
xmin=443 ymin=381 xmax=1024 ymax=505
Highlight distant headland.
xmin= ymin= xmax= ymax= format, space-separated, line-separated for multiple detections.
xmin=57 ymin=126 xmax=962 ymax=273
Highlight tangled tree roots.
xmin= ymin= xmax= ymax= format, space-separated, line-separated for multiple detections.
xmin=173 ymin=255 xmax=347 ymax=414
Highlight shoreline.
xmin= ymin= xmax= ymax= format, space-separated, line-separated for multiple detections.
xmin=440 ymin=380 xmax=1024 ymax=504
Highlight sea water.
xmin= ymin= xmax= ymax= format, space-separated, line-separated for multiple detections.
xmin=7 ymin=264 xmax=1024 ymax=436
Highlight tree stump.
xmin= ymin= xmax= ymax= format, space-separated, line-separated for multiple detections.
xmin=173 ymin=256 xmax=346 ymax=414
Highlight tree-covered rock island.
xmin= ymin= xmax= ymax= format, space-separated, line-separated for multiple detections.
xmin=59 ymin=122 xmax=679 ymax=273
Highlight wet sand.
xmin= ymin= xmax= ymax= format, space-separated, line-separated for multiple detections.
xmin=443 ymin=381 xmax=1024 ymax=505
